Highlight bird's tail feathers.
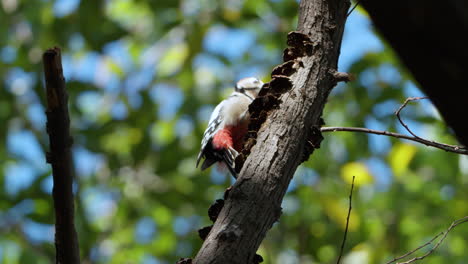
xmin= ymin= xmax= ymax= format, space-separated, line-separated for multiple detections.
xmin=222 ymin=147 xmax=238 ymax=178
xmin=198 ymin=147 xmax=238 ymax=178
xmin=200 ymin=158 xmax=217 ymax=171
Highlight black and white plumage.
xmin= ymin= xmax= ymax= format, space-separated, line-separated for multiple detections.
xmin=196 ymin=77 xmax=264 ymax=178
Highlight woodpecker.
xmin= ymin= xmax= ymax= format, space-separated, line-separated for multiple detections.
xmin=196 ymin=77 xmax=264 ymax=178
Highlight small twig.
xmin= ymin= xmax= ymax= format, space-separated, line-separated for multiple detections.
xmin=320 ymin=127 xmax=468 ymax=155
xmin=385 ymin=233 xmax=444 ymax=264
xmin=393 ymin=96 xmax=467 ymax=152
xmin=336 ymin=176 xmax=355 ymax=264
xmin=43 ymin=47 xmax=81 ymax=264
xmin=395 ymin=96 xmax=429 ymax=138
xmin=347 ymin=0 xmax=361 ymax=17
xmin=385 ymin=216 xmax=468 ymax=264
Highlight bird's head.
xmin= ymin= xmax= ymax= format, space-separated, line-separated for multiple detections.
xmin=235 ymin=77 xmax=264 ymax=99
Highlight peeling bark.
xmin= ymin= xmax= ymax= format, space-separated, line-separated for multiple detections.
xmin=193 ymin=0 xmax=350 ymax=263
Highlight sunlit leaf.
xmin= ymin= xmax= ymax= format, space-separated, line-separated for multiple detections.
xmin=343 ymin=243 xmax=371 ymax=264
xmin=341 ymin=161 xmax=373 ymax=185
xmin=450 ymin=236 xmax=466 ymax=256
xmin=151 ymin=121 xmax=176 ymax=146
xmin=389 ymin=143 xmax=417 ymax=177
xmin=101 ymin=126 xmax=143 ymax=155
xmin=152 ymin=230 xmax=177 ymax=255
xmin=104 ymin=57 xmax=125 ymax=77
xmin=317 ymin=245 xmax=336 ymax=263
xmin=157 ymin=43 xmax=189 ymax=77
xmin=106 ymin=0 xmax=154 ymax=35
xmin=321 ymin=197 xmax=359 ymax=231
xmin=152 ymin=206 xmax=172 ymax=227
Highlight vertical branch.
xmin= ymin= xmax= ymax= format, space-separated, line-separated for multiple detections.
xmin=336 ymin=176 xmax=355 ymax=264
xmin=43 ymin=47 xmax=81 ymax=264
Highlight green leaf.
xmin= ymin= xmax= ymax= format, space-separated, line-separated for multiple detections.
xmin=389 ymin=143 xmax=417 ymax=177
xmin=341 ymin=161 xmax=373 ymax=186
xmin=157 ymin=43 xmax=189 ymax=77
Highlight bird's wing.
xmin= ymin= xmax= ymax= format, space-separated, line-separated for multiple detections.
xmin=196 ymin=102 xmax=224 ymax=167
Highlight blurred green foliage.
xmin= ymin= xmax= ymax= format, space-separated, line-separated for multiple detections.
xmin=0 ymin=0 xmax=467 ymax=263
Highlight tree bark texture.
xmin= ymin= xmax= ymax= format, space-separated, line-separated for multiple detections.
xmin=43 ymin=47 xmax=81 ymax=264
xmin=193 ymin=0 xmax=350 ymax=263
xmin=361 ymin=0 xmax=468 ymax=147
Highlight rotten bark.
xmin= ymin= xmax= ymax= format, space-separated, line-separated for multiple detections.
xmin=193 ymin=0 xmax=350 ymax=263
xmin=361 ymin=0 xmax=468 ymax=146
xmin=43 ymin=47 xmax=81 ymax=264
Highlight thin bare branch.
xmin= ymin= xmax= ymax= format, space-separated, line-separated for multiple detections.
xmin=385 ymin=216 xmax=468 ymax=264
xmin=320 ymin=127 xmax=468 ymax=155
xmin=347 ymin=0 xmax=361 ymax=17
xmin=385 ymin=233 xmax=444 ymax=264
xmin=395 ymin=96 xmax=429 ymax=138
xmin=336 ymin=176 xmax=355 ymax=264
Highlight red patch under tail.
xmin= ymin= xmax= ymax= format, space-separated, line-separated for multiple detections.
xmin=212 ymin=124 xmax=248 ymax=151
xmin=212 ymin=128 xmax=234 ymax=150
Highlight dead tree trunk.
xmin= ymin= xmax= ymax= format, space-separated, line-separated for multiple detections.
xmin=193 ymin=0 xmax=350 ymax=263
